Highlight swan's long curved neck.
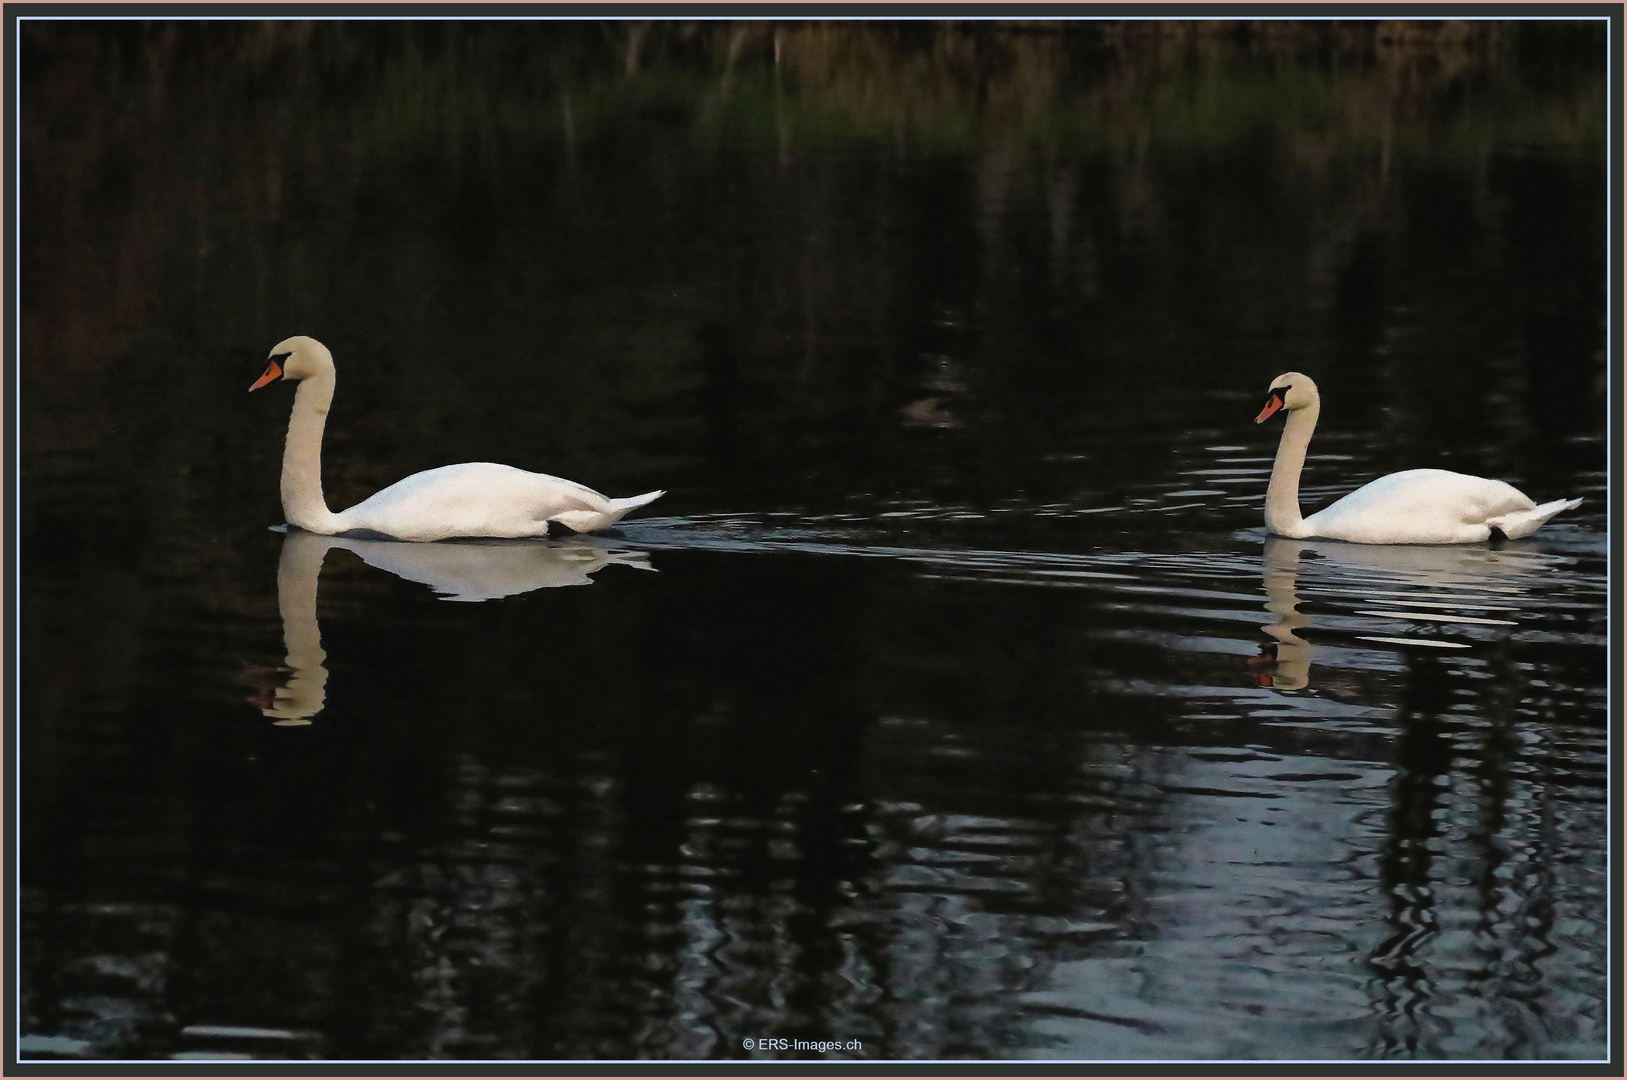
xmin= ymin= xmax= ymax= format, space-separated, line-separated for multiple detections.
xmin=1265 ymin=399 xmax=1319 ymax=539
xmin=281 ymin=371 xmax=346 ymax=534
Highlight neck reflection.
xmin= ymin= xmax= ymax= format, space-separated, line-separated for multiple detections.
xmin=260 ymin=529 xmax=653 ymax=725
xmin=1256 ymin=537 xmax=1314 ymax=690
xmin=263 ymin=527 xmax=331 ymax=725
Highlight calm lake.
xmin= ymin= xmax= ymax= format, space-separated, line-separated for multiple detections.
xmin=15 ymin=19 xmax=1612 ymax=1063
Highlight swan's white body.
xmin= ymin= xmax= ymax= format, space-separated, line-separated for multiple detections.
xmin=330 ymin=462 xmax=662 ymax=542
xmin=1257 ymin=372 xmax=1579 ymax=545
xmin=252 ymin=337 xmax=664 ymax=542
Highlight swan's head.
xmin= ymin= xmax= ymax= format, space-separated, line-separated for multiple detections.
xmin=250 ymin=336 xmax=333 ymax=391
xmin=1255 ymin=371 xmax=1319 ymax=424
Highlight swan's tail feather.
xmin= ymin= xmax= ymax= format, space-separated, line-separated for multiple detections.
xmin=1489 ymin=497 xmax=1582 ymax=541
xmin=549 ymin=490 xmax=664 ymax=534
xmin=607 ymin=490 xmax=666 ymax=515
xmin=591 ymin=489 xmax=665 ymax=529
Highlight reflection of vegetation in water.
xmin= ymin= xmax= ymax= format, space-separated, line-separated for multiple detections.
xmin=21 ymin=17 xmax=1606 ymax=392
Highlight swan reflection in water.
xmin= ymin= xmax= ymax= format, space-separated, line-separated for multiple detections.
xmin=1254 ymin=537 xmax=1316 ymax=690
xmin=1253 ymin=535 xmax=1571 ymax=691
xmin=259 ymin=528 xmax=654 ymax=725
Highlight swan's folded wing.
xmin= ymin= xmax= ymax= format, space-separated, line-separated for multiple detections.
xmin=339 ymin=463 xmax=613 ymax=540
xmin=1306 ymin=469 xmax=1537 ymax=545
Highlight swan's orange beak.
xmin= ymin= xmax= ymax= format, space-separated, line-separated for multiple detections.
xmin=249 ymin=358 xmax=283 ymax=391
xmin=1255 ymin=393 xmax=1285 ymax=424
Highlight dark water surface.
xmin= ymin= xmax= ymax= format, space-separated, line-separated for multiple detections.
xmin=16 ymin=21 xmax=1612 ymax=1062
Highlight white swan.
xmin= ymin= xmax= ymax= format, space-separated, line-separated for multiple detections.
xmin=250 ymin=336 xmax=665 ymax=541
xmin=1255 ymin=372 xmax=1580 ymax=545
